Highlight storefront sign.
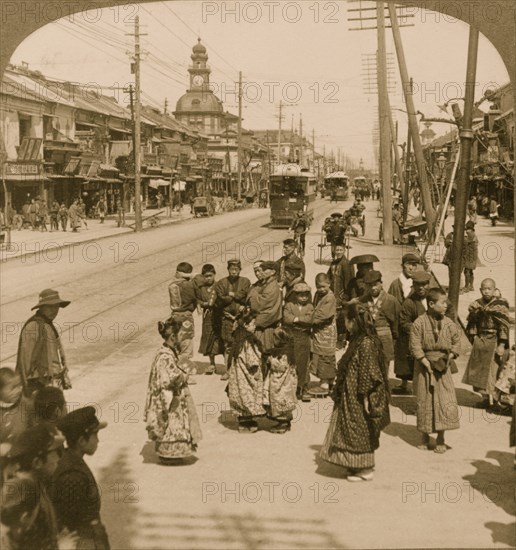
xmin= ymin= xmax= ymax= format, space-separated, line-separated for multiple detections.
xmin=4 ymin=163 xmax=41 ymax=176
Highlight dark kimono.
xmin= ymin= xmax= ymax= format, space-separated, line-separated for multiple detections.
xmin=320 ymin=335 xmax=390 ymax=469
xmin=215 ymin=276 xmax=251 ymax=346
xmin=311 ymin=290 xmax=337 ymax=381
xmin=248 ymin=276 xmax=282 ymax=351
xmin=197 ymin=283 xmax=224 ymax=356
xmin=462 ymin=297 xmax=510 ymax=397
xmin=394 ymin=295 xmax=427 ymax=380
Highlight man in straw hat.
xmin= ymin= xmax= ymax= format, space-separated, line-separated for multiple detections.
xmin=16 ymin=289 xmax=72 ymax=396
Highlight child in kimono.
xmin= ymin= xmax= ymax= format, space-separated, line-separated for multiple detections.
xmin=410 ymin=288 xmax=460 ymax=453
xmin=227 ymin=310 xmax=266 ymax=432
xmin=311 ymin=273 xmax=337 ymax=393
xmin=263 ymin=328 xmax=298 ymax=433
xmin=283 ymin=282 xmax=314 ymax=401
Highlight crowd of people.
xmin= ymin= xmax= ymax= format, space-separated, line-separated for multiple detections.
xmin=1 ymin=208 xmax=514 ymax=548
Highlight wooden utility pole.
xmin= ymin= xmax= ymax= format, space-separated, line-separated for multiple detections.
xmin=277 ymin=101 xmax=283 ymax=166
xmin=127 ymin=15 xmax=146 ymax=232
xmin=266 ymin=130 xmax=272 ymax=177
xmin=377 ymin=1 xmax=393 ymax=244
xmin=164 ymin=98 xmax=168 ymax=114
xmin=389 ymin=114 xmax=405 ymax=198
xmin=448 ymin=26 xmax=479 ymax=317
xmin=388 ymin=4 xmax=435 ymax=232
xmin=237 ymin=70 xmax=242 ymax=201
xmin=312 ymin=128 xmax=316 ymax=173
xmin=299 ymin=114 xmax=304 ymax=166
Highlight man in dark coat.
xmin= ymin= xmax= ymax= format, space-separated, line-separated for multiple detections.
xmin=328 ymin=241 xmax=355 ymax=347
xmin=214 ymin=259 xmax=251 ymax=380
xmin=388 ymin=252 xmax=421 ymax=305
xmin=347 ymin=254 xmax=380 ymax=299
xmin=276 ymin=239 xmax=305 ymax=285
xmin=393 ymin=270 xmax=431 ymax=394
xmin=283 ymin=265 xmax=307 ymax=305
xmin=16 ymin=289 xmax=72 ymax=396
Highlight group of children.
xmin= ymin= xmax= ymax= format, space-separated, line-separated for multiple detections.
xmin=0 ymin=368 xmax=110 ymax=549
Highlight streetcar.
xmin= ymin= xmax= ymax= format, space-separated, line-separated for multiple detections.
xmin=269 ymin=164 xmax=317 ymax=228
xmin=324 ymin=171 xmax=350 ymax=201
xmin=353 ymin=176 xmax=368 ymax=198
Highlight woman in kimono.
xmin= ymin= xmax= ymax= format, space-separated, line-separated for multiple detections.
xmin=319 ymin=303 xmax=390 ymax=482
xmin=263 ymin=328 xmax=298 ymax=433
xmin=144 ymin=317 xmax=202 ymax=464
xmin=197 ymin=264 xmax=224 ymax=374
xmin=227 ymin=310 xmax=266 ymax=432
xmin=410 ymin=288 xmax=460 ymax=453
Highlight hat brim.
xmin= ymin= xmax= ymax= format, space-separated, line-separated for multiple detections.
xmin=92 ymin=421 xmax=108 ymax=432
xmin=31 ymin=300 xmax=71 ymax=311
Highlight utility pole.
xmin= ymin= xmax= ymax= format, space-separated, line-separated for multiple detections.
xmin=377 ymin=1 xmax=393 ymax=244
xmin=164 ymin=98 xmax=168 ymax=114
xmin=266 ymin=130 xmax=272 ymax=177
xmin=299 ymin=114 xmax=304 ymax=166
xmin=237 ymin=70 xmax=242 ymax=201
xmin=448 ymin=26 xmax=479 ymax=317
xmin=127 ymin=15 xmax=146 ymax=232
xmin=312 ymin=128 xmax=316 ymax=173
xmin=388 ymin=4 xmax=436 ymax=232
xmin=277 ymin=100 xmax=283 ymax=166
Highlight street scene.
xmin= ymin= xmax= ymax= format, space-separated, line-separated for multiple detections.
xmin=0 ymin=1 xmax=515 ymax=550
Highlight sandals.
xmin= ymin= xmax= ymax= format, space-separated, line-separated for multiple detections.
xmin=434 ymin=445 xmax=447 ymax=454
xmin=205 ymin=365 xmax=215 ymax=375
xmin=238 ymin=420 xmax=258 ymax=433
xmin=347 ymin=471 xmax=374 ymax=482
xmin=269 ymin=422 xmax=291 ymax=434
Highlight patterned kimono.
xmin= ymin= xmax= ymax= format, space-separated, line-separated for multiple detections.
xmin=263 ymin=352 xmax=297 ymax=419
xmin=410 ymin=314 xmax=460 ymax=434
xmin=320 ymin=335 xmax=390 ymax=469
xmin=462 ymin=297 xmax=510 ymax=397
xmin=144 ymin=345 xmax=202 ymax=460
xmin=228 ymin=339 xmax=266 ymax=418
xmin=311 ymin=290 xmax=337 ymax=381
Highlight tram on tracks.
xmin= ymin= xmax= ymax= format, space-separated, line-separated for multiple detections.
xmin=352 ymin=176 xmax=368 ymax=197
xmin=269 ymin=164 xmax=316 ymax=228
xmin=324 ymin=171 xmax=350 ymax=201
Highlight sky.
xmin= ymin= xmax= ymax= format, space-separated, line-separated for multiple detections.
xmin=8 ymin=0 xmax=510 ymax=168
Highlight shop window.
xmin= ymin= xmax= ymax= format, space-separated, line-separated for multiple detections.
xmin=19 ymin=115 xmax=32 ymax=141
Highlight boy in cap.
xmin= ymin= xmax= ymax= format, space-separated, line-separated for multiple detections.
xmin=248 ymin=261 xmax=282 ymax=352
xmin=16 ymin=289 xmax=72 ymax=397
xmin=393 ymin=270 xmax=431 ymax=394
xmin=388 ymin=253 xmax=421 ymax=305
xmin=169 ymin=262 xmax=198 ymax=383
xmin=360 ymin=270 xmax=400 ymax=372
xmin=51 ymin=406 xmax=110 ymax=549
xmin=283 ymin=265 xmax=306 ymax=305
xmin=276 ymin=238 xmax=305 ymax=285
xmin=283 ymin=282 xmax=314 ymax=401
xmin=215 ymin=259 xmax=251 ymax=380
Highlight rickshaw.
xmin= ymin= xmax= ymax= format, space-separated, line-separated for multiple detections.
xmin=192 ymin=196 xmax=214 ymax=217
xmin=324 ymin=172 xmax=349 ymax=201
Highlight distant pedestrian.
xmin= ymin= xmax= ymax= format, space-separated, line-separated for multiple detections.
xmin=68 ymin=200 xmax=80 ymax=232
xmin=489 ymin=196 xmax=500 ymax=226
xmin=116 ymin=198 xmax=125 ymax=227
xmin=410 ymin=288 xmax=460 ymax=453
xmin=58 ymin=203 xmax=68 ymax=231
xmin=49 ymin=200 xmax=60 ymax=231
xmin=96 ymin=198 xmax=106 ymax=224
xmin=16 ymin=289 xmax=72 ymax=396
xmin=52 ymin=406 xmax=110 ymax=548
xmin=311 ymin=273 xmax=337 ymax=394
xmin=28 ymin=198 xmax=39 ymax=230
xmin=462 ymin=278 xmax=510 ymax=407
xmin=462 ymin=220 xmax=478 ymax=293
xmin=467 ymin=195 xmax=478 ymax=224
xmin=197 ymin=264 xmax=224 ymax=375
xmin=38 ymin=200 xmax=48 ymax=232
xmin=144 ymin=318 xmax=202 ymax=462
xmin=319 ymin=302 xmax=390 ymax=482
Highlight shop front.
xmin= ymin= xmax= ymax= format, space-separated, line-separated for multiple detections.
xmin=1 ymin=161 xmax=48 ymax=213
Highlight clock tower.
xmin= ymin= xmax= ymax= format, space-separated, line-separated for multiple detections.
xmin=189 ymin=38 xmax=210 ymax=90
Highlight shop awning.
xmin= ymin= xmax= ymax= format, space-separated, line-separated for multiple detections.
xmin=75 ymin=121 xmax=99 ymax=128
xmin=173 ymin=181 xmax=186 ymax=191
xmin=148 ymin=178 xmax=171 ymax=189
xmin=108 ymin=125 xmax=131 ymax=134
xmin=99 ymin=164 xmax=119 ymax=172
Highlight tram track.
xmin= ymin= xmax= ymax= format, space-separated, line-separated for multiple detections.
xmin=0 ymin=198 xmax=343 ymax=366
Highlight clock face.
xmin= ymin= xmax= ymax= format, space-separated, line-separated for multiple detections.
xmin=193 ymin=75 xmax=204 ymax=86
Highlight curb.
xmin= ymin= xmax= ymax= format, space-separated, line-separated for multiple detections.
xmin=0 ymin=213 xmax=193 ymax=263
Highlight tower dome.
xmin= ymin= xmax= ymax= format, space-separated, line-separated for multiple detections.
xmin=192 ymin=38 xmax=206 ymax=55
